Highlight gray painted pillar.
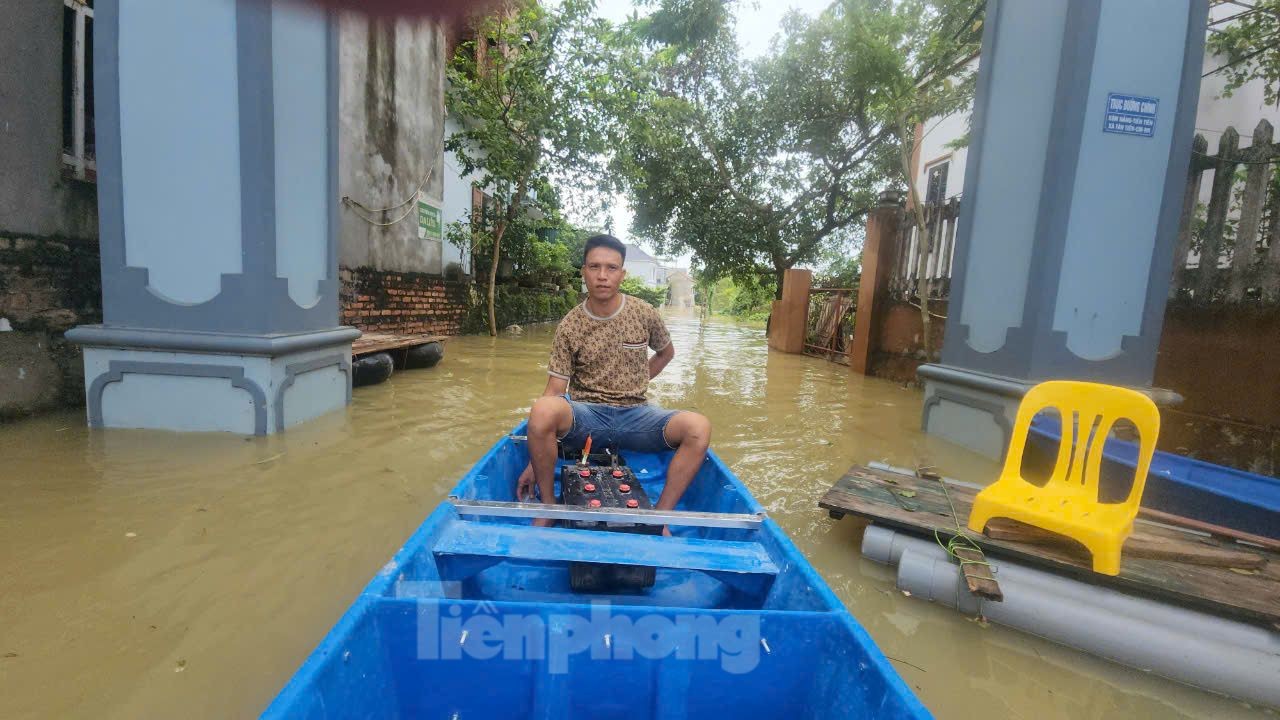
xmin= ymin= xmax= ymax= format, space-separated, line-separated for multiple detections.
xmin=67 ymin=0 xmax=358 ymax=435
xmin=920 ymin=0 xmax=1205 ymax=457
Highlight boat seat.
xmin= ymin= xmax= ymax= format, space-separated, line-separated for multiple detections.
xmin=967 ymin=380 xmax=1161 ymax=576
xmin=433 ymin=522 xmax=779 ymax=576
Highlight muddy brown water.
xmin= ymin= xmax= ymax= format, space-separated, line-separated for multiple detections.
xmin=0 ymin=312 xmax=1272 ymax=719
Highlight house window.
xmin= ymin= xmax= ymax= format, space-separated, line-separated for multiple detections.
xmin=471 ymin=186 xmax=495 ymax=230
xmin=924 ymin=160 xmax=949 ymax=206
xmin=62 ymin=0 xmax=96 ymax=182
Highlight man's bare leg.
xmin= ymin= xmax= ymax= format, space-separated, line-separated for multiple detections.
xmin=654 ymin=412 xmax=712 ymax=535
xmin=523 ymin=396 xmax=574 ymax=527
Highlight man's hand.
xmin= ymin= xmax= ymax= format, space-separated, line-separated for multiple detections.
xmin=649 ymin=342 xmax=674 ymax=379
xmin=516 ymin=462 xmax=537 ymax=502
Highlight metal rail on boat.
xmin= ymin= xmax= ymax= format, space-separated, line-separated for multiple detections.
xmin=447 ymin=498 xmax=766 ymax=529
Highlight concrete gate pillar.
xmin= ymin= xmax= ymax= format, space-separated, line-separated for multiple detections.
xmin=768 ymin=269 xmax=812 ymax=354
xmin=920 ymin=0 xmax=1205 ymax=457
xmin=67 ymin=0 xmax=358 ymax=435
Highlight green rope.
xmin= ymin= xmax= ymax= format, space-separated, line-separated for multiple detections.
xmin=923 ymin=467 xmax=995 ymax=581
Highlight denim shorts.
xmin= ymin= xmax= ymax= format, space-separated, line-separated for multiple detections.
xmin=559 ymin=400 xmax=680 ymax=454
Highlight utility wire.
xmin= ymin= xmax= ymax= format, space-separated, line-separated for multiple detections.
xmin=343 ymin=122 xmax=448 ymax=227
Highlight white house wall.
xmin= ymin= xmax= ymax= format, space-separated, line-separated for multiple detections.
xmin=625 ymin=259 xmax=660 ymax=286
xmin=442 ymin=115 xmax=483 ymax=274
xmin=914 ymin=57 xmax=980 ymax=203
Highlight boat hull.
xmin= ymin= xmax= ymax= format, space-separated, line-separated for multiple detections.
xmin=261 ymin=427 xmax=930 ymax=719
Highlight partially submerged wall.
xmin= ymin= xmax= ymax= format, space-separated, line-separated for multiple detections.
xmin=0 ymin=1 xmax=102 ymax=420
xmin=0 ymin=236 xmax=102 ymax=419
xmin=867 ymin=300 xmax=948 ymax=384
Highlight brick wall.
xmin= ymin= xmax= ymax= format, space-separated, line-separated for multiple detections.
xmin=339 ymin=266 xmax=470 ymax=335
xmin=0 ymin=235 xmax=103 ymax=418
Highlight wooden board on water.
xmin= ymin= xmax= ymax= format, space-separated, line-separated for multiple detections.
xmin=351 ymin=332 xmax=446 ymax=357
xmin=820 ymin=464 xmax=1280 ymax=628
xmin=983 ymin=518 xmax=1266 ymax=569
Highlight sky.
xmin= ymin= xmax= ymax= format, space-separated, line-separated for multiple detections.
xmin=576 ymin=0 xmax=837 ymax=268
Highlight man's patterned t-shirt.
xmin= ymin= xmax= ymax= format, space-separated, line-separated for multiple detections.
xmin=547 ymin=295 xmax=672 ymax=406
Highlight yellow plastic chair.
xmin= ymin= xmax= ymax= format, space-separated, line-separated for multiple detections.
xmin=966 ymin=380 xmax=1161 ymax=576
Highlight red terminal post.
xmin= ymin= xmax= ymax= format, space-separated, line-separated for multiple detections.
xmin=583 ymin=483 xmax=596 ymax=492
xmin=618 ymin=484 xmax=631 ymax=493
xmin=588 ymin=499 xmax=602 ymax=508
xmin=612 ymin=469 xmax=624 ymax=478
xmin=625 ymin=499 xmax=639 ymax=508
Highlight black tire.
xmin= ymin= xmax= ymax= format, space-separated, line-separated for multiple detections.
xmin=404 ymin=341 xmax=444 ymax=369
xmin=352 ymin=352 xmax=394 ymax=387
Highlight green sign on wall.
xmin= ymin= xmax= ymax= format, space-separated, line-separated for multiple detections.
xmin=418 ymin=194 xmax=443 ymax=240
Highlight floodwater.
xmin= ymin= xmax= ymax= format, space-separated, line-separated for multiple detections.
xmin=0 ymin=311 xmax=1273 ymax=719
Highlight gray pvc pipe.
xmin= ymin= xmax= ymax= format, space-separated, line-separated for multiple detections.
xmin=862 ymin=525 xmax=1280 ymax=708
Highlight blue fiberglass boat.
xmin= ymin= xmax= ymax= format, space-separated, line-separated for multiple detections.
xmin=261 ymin=425 xmax=930 ymax=719
xmin=1025 ymin=417 xmax=1280 ymax=540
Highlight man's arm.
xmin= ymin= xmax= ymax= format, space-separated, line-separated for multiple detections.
xmin=646 ymin=305 xmax=674 ymax=379
xmin=649 ymin=342 xmax=674 ymax=379
xmin=542 ymin=374 xmax=569 ymax=397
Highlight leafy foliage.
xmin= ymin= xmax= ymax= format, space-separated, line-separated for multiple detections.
xmin=608 ymin=0 xmax=901 ymax=292
xmin=606 ymin=0 xmax=980 ymax=303
xmin=620 ymin=276 xmax=668 ymax=307
xmin=447 ymin=0 xmax=616 ymax=333
xmin=699 ymin=273 xmax=774 ymax=322
xmin=461 ymin=285 xmax=581 ymax=334
xmin=877 ymin=0 xmax=983 ymax=360
xmin=1207 ymin=1 xmax=1280 ymax=105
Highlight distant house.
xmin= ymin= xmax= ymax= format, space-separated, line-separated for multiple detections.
xmin=666 ymin=269 xmax=695 ymax=308
xmin=623 ymin=243 xmax=667 ymax=287
xmin=912 ymin=5 xmax=1280 ymax=207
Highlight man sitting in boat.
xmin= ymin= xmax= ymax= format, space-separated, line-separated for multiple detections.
xmin=515 ymin=234 xmax=713 ymax=531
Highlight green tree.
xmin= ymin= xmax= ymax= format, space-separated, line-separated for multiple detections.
xmin=620 ymin=276 xmax=668 ymax=307
xmin=877 ymin=0 xmax=983 ymax=358
xmin=447 ymin=0 xmax=615 ymax=335
xmin=610 ymin=0 xmax=900 ymax=295
xmin=1206 ymin=2 xmax=1280 ymax=105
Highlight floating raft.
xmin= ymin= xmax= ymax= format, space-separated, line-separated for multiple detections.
xmin=822 ymin=463 xmax=1280 ymax=707
xmin=820 ymin=463 xmax=1280 ymax=629
xmin=350 ymin=332 xmax=447 ymax=387
xmin=351 ymin=331 xmax=447 ymax=358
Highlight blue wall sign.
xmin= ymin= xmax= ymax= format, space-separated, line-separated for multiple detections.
xmin=1103 ymin=93 xmax=1158 ymax=138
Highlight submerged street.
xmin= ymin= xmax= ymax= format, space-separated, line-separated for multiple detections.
xmin=0 ymin=312 xmax=1270 ymax=719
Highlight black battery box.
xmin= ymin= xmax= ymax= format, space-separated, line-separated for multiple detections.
xmin=559 ymin=460 xmax=660 ymax=592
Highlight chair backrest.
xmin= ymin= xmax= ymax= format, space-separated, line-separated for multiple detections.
xmin=1002 ymin=381 xmax=1161 ymax=509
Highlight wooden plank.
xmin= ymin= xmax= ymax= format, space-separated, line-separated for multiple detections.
xmin=952 ymin=546 xmax=1003 ymax=601
xmin=1229 ymin=120 xmax=1273 ymax=301
xmin=1198 ymin=128 xmax=1240 ymax=299
xmin=1139 ymin=507 xmax=1280 ymax=553
xmin=1173 ymin=134 xmax=1209 ymax=296
xmin=820 ymin=464 xmax=1280 ymax=627
xmin=983 ymin=518 xmax=1265 ymax=570
xmin=433 ymin=522 xmax=779 ymax=575
xmin=351 ymin=332 xmax=446 ymax=357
